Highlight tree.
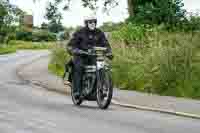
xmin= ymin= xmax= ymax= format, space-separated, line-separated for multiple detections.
xmin=33 ymin=0 xmax=131 ymax=18
xmin=127 ymin=0 xmax=186 ymax=26
xmin=0 ymin=0 xmax=26 ymax=43
xmin=0 ymin=2 xmax=8 ymax=43
xmin=37 ymin=0 xmax=185 ymax=26
xmin=34 ymin=0 xmax=118 ymax=13
xmin=127 ymin=0 xmax=134 ymax=17
xmin=45 ymin=1 xmax=64 ymax=33
xmin=0 ymin=1 xmax=22 ymax=26
xmin=0 ymin=2 xmax=8 ymax=27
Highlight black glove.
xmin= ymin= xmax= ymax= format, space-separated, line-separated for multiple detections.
xmin=72 ymin=48 xmax=88 ymax=55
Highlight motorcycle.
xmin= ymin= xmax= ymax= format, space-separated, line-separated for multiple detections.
xmin=63 ymin=47 xmax=113 ymax=109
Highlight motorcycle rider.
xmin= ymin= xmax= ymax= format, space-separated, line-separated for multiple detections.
xmin=67 ymin=15 xmax=113 ymax=99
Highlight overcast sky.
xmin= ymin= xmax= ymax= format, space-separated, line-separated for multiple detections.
xmin=10 ymin=0 xmax=200 ymax=27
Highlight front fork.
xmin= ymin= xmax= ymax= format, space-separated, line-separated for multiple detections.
xmin=81 ymin=71 xmax=96 ymax=97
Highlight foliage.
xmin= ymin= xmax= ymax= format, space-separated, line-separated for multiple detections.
xmin=43 ymin=0 xmax=200 ymax=99
xmin=111 ymin=23 xmax=148 ymax=45
xmin=0 ymin=1 xmax=9 ymax=43
xmin=128 ymin=0 xmax=186 ymax=27
xmin=48 ymin=46 xmax=70 ymax=76
xmin=32 ymin=31 xmax=56 ymax=42
xmin=0 ymin=46 xmax=16 ymax=55
xmin=45 ymin=0 xmax=119 ymax=11
xmin=16 ymin=31 xmax=32 ymax=41
xmin=45 ymin=1 xmax=64 ymax=33
xmin=0 ymin=1 xmax=25 ymax=43
xmin=99 ymin=22 xmax=123 ymax=32
xmin=178 ymin=13 xmax=200 ymax=32
xmin=15 ymin=29 xmax=56 ymax=42
xmin=44 ymin=0 xmax=186 ymax=27
xmin=41 ymin=22 xmax=48 ymax=30
xmin=0 ymin=40 xmax=55 ymax=55
xmin=110 ymin=27 xmax=200 ymax=99
xmin=48 ymin=24 xmax=200 ymax=99
xmin=48 ymin=22 xmax=64 ymax=33
xmin=8 ymin=40 xmax=55 ymax=49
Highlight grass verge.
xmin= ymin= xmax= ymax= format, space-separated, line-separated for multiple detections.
xmin=0 ymin=46 xmax=16 ymax=55
xmin=0 ymin=40 xmax=56 ymax=55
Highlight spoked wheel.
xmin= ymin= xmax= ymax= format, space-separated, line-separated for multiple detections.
xmin=71 ymin=80 xmax=82 ymax=106
xmin=96 ymin=69 xmax=113 ymax=109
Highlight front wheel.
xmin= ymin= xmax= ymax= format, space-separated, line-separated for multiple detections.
xmin=96 ymin=69 xmax=113 ymax=109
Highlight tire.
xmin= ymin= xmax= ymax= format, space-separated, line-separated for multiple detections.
xmin=96 ymin=69 xmax=113 ymax=109
xmin=71 ymin=79 xmax=82 ymax=106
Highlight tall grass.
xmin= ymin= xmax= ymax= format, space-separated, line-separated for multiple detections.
xmin=48 ymin=45 xmax=70 ymax=76
xmin=111 ymin=28 xmax=200 ymax=99
xmin=48 ymin=24 xmax=200 ymax=99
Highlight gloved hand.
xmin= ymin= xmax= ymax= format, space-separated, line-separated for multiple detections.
xmin=72 ymin=48 xmax=88 ymax=55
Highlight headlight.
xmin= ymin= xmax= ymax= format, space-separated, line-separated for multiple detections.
xmin=97 ymin=61 xmax=105 ymax=69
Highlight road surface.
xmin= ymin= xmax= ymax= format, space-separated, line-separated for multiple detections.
xmin=0 ymin=50 xmax=199 ymax=133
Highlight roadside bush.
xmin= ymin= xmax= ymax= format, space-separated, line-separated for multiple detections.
xmin=7 ymin=33 xmax=16 ymax=41
xmin=16 ymin=31 xmax=32 ymax=41
xmin=48 ymin=46 xmax=70 ymax=76
xmin=111 ymin=23 xmax=147 ymax=45
xmin=15 ymin=30 xmax=56 ymax=42
xmin=0 ymin=32 xmax=7 ymax=43
xmin=32 ymin=31 xmax=56 ymax=42
xmin=100 ymin=22 xmax=124 ymax=32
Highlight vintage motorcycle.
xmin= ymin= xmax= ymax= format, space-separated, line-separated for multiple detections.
xmin=63 ymin=47 xmax=113 ymax=109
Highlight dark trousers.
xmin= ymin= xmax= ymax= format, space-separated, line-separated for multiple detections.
xmin=72 ymin=55 xmax=95 ymax=95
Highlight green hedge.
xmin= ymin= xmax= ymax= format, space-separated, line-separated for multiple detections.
xmin=16 ymin=31 xmax=32 ymax=41
xmin=15 ymin=31 xmax=56 ymax=42
xmin=32 ymin=31 xmax=56 ymax=42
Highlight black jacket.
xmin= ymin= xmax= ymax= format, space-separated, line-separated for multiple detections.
xmin=67 ymin=27 xmax=112 ymax=54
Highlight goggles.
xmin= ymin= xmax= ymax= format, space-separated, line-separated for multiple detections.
xmin=87 ymin=19 xmax=97 ymax=24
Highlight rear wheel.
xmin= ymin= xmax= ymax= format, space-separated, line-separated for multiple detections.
xmin=96 ymin=69 xmax=113 ymax=109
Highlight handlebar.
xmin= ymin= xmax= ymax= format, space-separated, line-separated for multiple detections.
xmin=71 ymin=49 xmax=89 ymax=55
xmin=71 ymin=47 xmax=113 ymax=60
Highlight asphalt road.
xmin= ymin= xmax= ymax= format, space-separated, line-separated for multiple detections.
xmin=0 ymin=50 xmax=199 ymax=133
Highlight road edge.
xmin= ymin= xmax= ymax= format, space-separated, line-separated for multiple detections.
xmin=112 ymin=99 xmax=200 ymax=120
xmin=16 ymin=55 xmax=200 ymax=120
xmin=16 ymin=54 xmax=70 ymax=95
